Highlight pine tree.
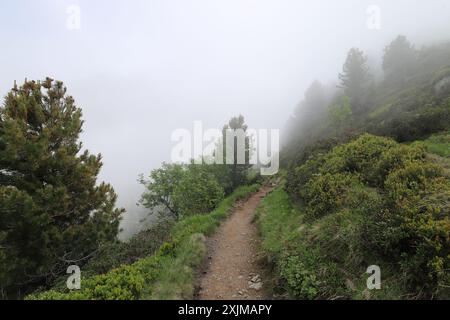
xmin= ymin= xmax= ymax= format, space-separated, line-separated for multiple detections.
xmin=0 ymin=78 xmax=123 ymax=298
xmin=383 ymin=35 xmax=416 ymax=85
xmin=222 ymin=115 xmax=252 ymax=190
xmin=339 ymin=48 xmax=371 ymax=114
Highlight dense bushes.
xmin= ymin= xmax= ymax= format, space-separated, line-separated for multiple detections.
xmin=275 ymin=134 xmax=450 ymax=299
xmin=278 ymin=37 xmax=450 ymax=300
xmin=256 ymin=188 xmax=351 ymax=299
xmin=372 ymin=99 xmax=450 ymax=142
xmin=378 ymin=161 xmax=449 ymax=291
xmin=27 ymin=218 xmax=174 ymax=296
xmin=28 ymin=184 xmax=259 ymax=300
xmin=28 ymin=261 xmax=151 ymax=300
xmin=302 ymin=173 xmax=362 ymax=220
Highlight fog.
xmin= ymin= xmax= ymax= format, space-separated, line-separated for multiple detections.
xmin=1 ymin=0 xmax=450 ymax=237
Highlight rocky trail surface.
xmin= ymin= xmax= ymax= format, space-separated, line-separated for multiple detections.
xmin=197 ymin=185 xmax=273 ymax=300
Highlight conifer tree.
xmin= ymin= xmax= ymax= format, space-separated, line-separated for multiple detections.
xmin=383 ymin=35 xmax=417 ymax=85
xmin=222 ymin=115 xmax=251 ymax=190
xmin=0 ymin=78 xmax=123 ymax=298
xmin=339 ymin=48 xmax=371 ymax=114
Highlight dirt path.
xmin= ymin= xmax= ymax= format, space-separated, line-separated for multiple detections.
xmin=197 ymin=185 xmax=272 ymax=300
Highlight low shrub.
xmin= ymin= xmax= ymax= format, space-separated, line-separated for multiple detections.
xmin=303 ymin=173 xmax=362 ymax=220
xmin=267 ymin=134 xmax=449 ymax=299
xmin=27 ymin=184 xmax=259 ymax=300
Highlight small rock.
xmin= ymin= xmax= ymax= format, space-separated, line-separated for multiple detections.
xmin=249 ymin=281 xmax=263 ymax=291
xmin=345 ymin=279 xmax=356 ymax=291
xmin=251 ymin=275 xmax=261 ymax=283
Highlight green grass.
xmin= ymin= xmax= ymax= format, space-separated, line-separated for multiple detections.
xmin=411 ymin=131 xmax=450 ymax=157
xmin=256 ymin=186 xmax=303 ymax=255
xmin=150 ymin=184 xmax=260 ymax=299
xmin=256 ymin=186 xmax=350 ymax=299
xmin=256 ymin=184 xmax=428 ymax=300
xmin=256 ymin=186 xmax=347 ymax=299
xmin=27 ymin=184 xmax=260 ymax=300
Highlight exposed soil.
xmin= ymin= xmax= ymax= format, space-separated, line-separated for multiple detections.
xmin=196 ymin=185 xmax=272 ymax=300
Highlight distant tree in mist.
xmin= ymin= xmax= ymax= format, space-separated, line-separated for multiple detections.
xmin=283 ymin=81 xmax=330 ymax=144
xmin=339 ymin=48 xmax=372 ymax=114
xmin=0 ymin=78 xmax=123 ymax=298
xmin=221 ymin=115 xmax=252 ymax=190
xmin=296 ymin=81 xmax=326 ymax=120
xmin=383 ymin=35 xmax=417 ymax=85
xmin=327 ymin=96 xmax=352 ymax=131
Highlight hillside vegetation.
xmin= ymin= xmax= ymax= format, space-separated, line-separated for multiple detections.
xmin=0 ymin=77 xmax=259 ymax=299
xmin=28 ymin=184 xmax=259 ymax=300
xmin=266 ymin=36 xmax=450 ymax=300
xmin=258 ymin=135 xmax=449 ymax=299
xmin=2 ymin=35 xmax=449 ymax=301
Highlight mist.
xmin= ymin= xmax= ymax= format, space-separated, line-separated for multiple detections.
xmin=1 ymin=0 xmax=450 ymax=237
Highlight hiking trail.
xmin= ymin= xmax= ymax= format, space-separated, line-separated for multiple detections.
xmin=197 ymin=185 xmax=273 ymax=300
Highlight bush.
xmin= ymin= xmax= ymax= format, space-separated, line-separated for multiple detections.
xmin=280 ymin=134 xmax=450 ymax=298
xmin=303 ymin=173 xmax=362 ymax=220
xmin=279 ymin=254 xmax=320 ymax=299
xmin=172 ymin=165 xmax=224 ymax=217
xmin=28 ymin=259 xmax=153 ymax=300
xmin=376 ymin=101 xmax=450 ymax=142
xmin=256 ymin=187 xmax=351 ymax=299
xmin=376 ymin=162 xmax=450 ymax=293
xmin=285 ymin=155 xmax=326 ymax=199
xmin=27 ymin=184 xmax=259 ymax=300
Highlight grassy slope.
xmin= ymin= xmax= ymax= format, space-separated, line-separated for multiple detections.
xmin=256 ymin=185 xmax=416 ymax=300
xmin=411 ymin=131 xmax=450 ymax=180
xmin=274 ymin=45 xmax=450 ymax=300
xmin=259 ymin=133 xmax=450 ymax=300
xmin=411 ymin=130 xmax=450 ymax=158
xmin=28 ymin=184 xmax=260 ymax=300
